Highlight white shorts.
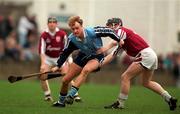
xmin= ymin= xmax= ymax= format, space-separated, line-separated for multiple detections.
xmin=136 ymin=47 xmax=158 ymax=70
xmin=45 ymin=55 xmax=73 ymax=67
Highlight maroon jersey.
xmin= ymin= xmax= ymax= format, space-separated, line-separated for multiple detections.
xmin=39 ymin=28 xmax=66 ymax=58
xmin=116 ymin=27 xmax=149 ymax=57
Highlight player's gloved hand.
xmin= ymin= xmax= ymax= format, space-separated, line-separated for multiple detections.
xmin=51 ymin=66 xmax=59 ymax=72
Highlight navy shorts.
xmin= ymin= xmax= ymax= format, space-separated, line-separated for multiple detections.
xmin=73 ymin=52 xmax=104 ymax=68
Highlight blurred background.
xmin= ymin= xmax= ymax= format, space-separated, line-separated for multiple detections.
xmin=0 ymin=0 xmax=180 ymax=87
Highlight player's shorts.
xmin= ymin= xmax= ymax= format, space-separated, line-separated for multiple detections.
xmin=74 ymin=52 xmax=104 ymax=67
xmin=45 ymin=55 xmax=72 ymax=67
xmin=135 ymin=47 xmax=158 ymax=70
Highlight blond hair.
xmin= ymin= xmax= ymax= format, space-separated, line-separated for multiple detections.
xmin=68 ymin=16 xmax=83 ymax=27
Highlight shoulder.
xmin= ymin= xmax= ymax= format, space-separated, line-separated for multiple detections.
xmin=85 ymin=27 xmax=94 ymax=31
xmin=93 ymin=26 xmax=113 ymax=32
xmin=40 ymin=31 xmax=48 ymax=38
xmin=57 ymin=29 xmax=67 ymax=35
xmin=121 ymin=27 xmax=133 ymax=32
xmin=87 ymin=26 xmax=106 ymax=31
xmin=85 ymin=27 xmax=96 ymax=36
xmin=93 ymin=26 xmax=107 ymax=29
xmin=67 ymin=33 xmax=74 ymax=40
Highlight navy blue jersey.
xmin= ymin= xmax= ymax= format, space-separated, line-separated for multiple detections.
xmin=57 ymin=26 xmax=120 ymax=67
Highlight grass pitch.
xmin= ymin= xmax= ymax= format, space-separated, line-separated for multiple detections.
xmin=0 ymin=80 xmax=179 ymax=114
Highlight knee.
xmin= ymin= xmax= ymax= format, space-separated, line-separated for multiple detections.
xmin=40 ymin=65 xmax=46 ymax=73
xmin=121 ymin=73 xmax=129 ymax=82
xmin=39 ymin=73 xmax=46 ymax=80
xmin=81 ymin=68 xmax=91 ymax=75
xmin=62 ymin=77 xmax=71 ymax=85
xmin=39 ymin=67 xmax=48 ymax=80
xmin=142 ymin=81 xmax=149 ymax=88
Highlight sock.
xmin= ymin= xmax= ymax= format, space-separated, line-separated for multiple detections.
xmin=59 ymin=93 xmax=67 ymax=104
xmin=117 ymin=93 xmax=128 ymax=107
xmin=44 ymin=90 xmax=51 ymax=97
xmin=74 ymin=92 xmax=79 ymax=96
xmin=68 ymin=86 xmax=79 ymax=97
xmin=161 ymin=91 xmax=171 ymax=102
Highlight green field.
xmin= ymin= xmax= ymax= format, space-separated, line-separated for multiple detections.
xmin=0 ymin=80 xmax=179 ymax=114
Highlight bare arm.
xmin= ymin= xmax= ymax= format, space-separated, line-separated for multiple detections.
xmin=101 ymin=54 xmax=115 ymax=67
xmin=101 ymin=45 xmax=124 ymax=67
xmin=97 ymin=41 xmax=117 ymax=54
xmin=40 ymin=54 xmax=46 ymax=64
xmin=39 ymin=38 xmax=47 ymax=72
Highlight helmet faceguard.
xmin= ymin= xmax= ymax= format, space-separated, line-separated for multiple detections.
xmin=106 ymin=18 xmax=123 ymax=30
xmin=112 ymin=18 xmax=123 ymax=26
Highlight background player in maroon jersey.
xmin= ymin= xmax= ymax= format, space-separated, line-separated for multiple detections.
xmin=39 ymin=17 xmax=81 ymax=102
xmin=100 ymin=18 xmax=177 ymax=110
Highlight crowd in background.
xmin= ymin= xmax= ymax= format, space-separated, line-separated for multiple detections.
xmin=0 ymin=13 xmax=179 ymax=87
xmin=157 ymin=52 xmax=180 ymax=87
xmin=0 ymin=14 xmax=39 ymax=61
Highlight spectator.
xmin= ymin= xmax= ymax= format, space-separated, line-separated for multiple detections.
xmin=157 ymin=54 xmax=164 ymax=71
xmin=0 ymin=39 xmax=5 ymax=60
xmin=23 ymin=31 xmax=38 ymax=61
xmin=172 ymin=53 xmax=180 ymax=88
xmin=17 ymin=14 xmax=34 ymax=48
xmin=5 ymin=31 xmax=23 ymax=61
xmin=0 ymin=15 xmax=14 ymax=40
xmin=163 ymin=53 xmax=174 ymax=73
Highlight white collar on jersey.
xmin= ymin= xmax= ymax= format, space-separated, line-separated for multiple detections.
xmin=45 ymin=27 xmax=59 ymax=36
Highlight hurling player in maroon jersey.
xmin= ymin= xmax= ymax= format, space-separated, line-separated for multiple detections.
xmin=101 ymin=18 xmax=177 ymax=110
xmin=38 ymin=17 xmax=81 ymax=102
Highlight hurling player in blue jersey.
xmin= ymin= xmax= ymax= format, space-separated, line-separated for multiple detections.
xmin=51 ymin=16 xmax=121 ymax=107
